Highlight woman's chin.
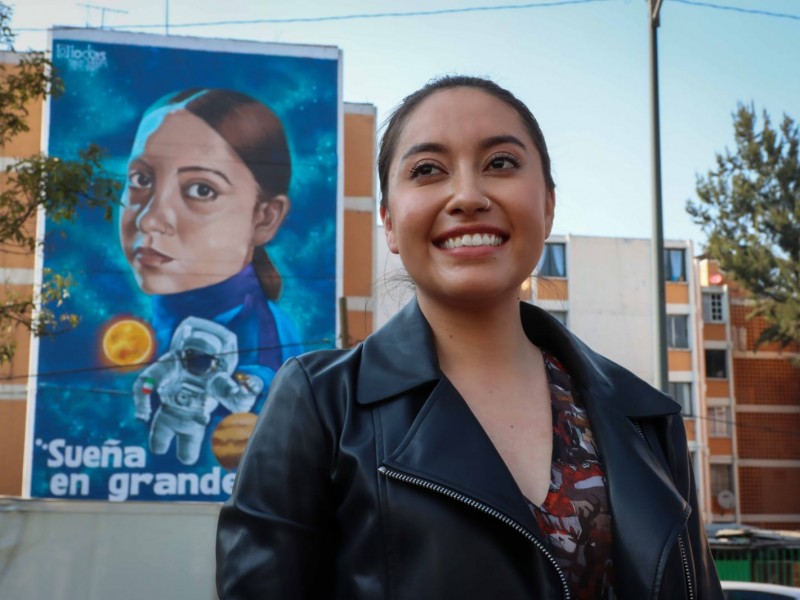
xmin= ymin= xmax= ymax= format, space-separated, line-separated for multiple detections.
xmin=135 ymin=274 xmax=185 ymax=296
xmin=136 ymin=272 xmax=233 ymax=295
xmin=418 ymin=281 xmax=522 ymax=308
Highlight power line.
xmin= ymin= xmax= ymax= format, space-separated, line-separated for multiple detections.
xmin=121 ymin=0 xmax=613 ymax=29
xmin=669 ymin=0 xmax=800 ymax=21
xmin=1 ymin=332 xmax=795 ymax=439
xmin=15 ymin=0 xmax=613 ymax=32
xmin=0 ymin=338 xmax=335 ymax=382
xmin=22 ymin=378 xmax=800 ymax=439
xmin=14 ymin=0 xmax=800 ymax=34
xmin=689 ymin=411 xmax=800 ymax=439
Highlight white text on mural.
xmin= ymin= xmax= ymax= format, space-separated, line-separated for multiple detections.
xmin=36 ymin=438 xmax=235 ymax=500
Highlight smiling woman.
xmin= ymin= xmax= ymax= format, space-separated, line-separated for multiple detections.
xmin=380 ymin=86 xmax=555 ymax=309
xmin=216 ymin=76 xmax=723 ymax=600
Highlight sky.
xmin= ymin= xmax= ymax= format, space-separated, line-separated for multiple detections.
xmin=10 ymin=0 xmax=800 ymax=250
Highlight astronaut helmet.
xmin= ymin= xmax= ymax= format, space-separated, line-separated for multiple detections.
xmin=170 ymin=316 xmax=239 ymax=375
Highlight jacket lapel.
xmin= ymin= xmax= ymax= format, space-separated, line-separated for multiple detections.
xmin=579 ymin=382 xmax=689 ymax=598
xmin=382 ymin=375 xmax=541 ymax=535
xmin=359 ymin=299 xmax=539 ymax=533
xmin=357 ymin=300 xmax=440 ymax=404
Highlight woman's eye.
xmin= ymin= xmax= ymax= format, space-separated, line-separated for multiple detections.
xmin=128 ymin=171 xmax=152 ymax=189
xmin=410 ymin=161 xmax=443 ymax=179
xmin=487 ymin=154 xmax=519 ymax=170
xmin=185 ymin=182 xmax=219 ymax=201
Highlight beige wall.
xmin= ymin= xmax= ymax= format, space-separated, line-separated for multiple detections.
xmin=668 ymin=349 xmax=692 ymax=372
xmin=344 ymin=211 xmax=373 ymax=298
xmin=0 ymin=54 xmax=43 ymax=158
xmin=665 ymin=282 xmax=689 ymax=305
xmin=0 ymin=401 xmax=25 ymax=495
xmin=536 ymin=278 xmax=568 ymax=302
xmin=0 ymin=53 xmax=41 ymax=496
xmin=342 ymin=103 xmax=377 ymax=346
xmin=344 ymin=111 xmax=375 ymax=198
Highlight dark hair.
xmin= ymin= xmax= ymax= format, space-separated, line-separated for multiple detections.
xmin=377 ymin=75 xmax=555 ymax=210
xmin=156 ymin=89 xmax=291 ymax=300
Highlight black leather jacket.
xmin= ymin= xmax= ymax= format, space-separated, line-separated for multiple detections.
xmin=217 ymin=299 xmax=723 ymax=600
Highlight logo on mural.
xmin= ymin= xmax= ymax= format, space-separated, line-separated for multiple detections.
xmin=55 ymin=43 xmax=109 ymax=72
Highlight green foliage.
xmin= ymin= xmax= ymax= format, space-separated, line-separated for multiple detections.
xmin=0 ymin=4 xmax=120 ymax=364
xmin=687 ymin=104 xmax=800 ymax=351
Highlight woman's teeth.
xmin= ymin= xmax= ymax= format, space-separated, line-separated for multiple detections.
xmin=440 ymin=233 xmax=502 ymax=249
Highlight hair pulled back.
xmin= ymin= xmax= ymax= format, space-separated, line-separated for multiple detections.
xmin=155 ymin=89 xmax=290 ymax=300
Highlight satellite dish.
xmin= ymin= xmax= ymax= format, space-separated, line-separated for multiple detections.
xmin=709 ymin=273 xmax=724 ymax=285
xmin=717 ymin=489 xmax=736 ymax=510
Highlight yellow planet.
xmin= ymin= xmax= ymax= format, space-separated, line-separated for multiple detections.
xmin=102 ymin=318 xmax=154 ymax=366
xmin=212 ymin=412 xmax=258 ymax=470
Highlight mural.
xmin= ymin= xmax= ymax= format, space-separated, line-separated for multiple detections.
xmin=27 ymin=31 xmax=340 ymax=501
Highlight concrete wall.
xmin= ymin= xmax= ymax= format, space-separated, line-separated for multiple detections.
xmin=0 ymin=498 xmax=219 ymax=600
xmin=568 ymin=235 xmax=655 ymax=383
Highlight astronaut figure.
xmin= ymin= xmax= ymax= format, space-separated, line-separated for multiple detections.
xmin=133 ymin=316 xmax=263 ymax=465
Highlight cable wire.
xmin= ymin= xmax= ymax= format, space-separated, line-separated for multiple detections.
xmin=21 ymin=380 xmax=800 ymax=438
xmin=15 ymin=0 xmax=614 ymax=33
xmin=0 ymin=338 xmax=335 ymax=382
xmin=15 ymin=0 xmax=800 ymax=34
xmin=669 ymin=0 xmax=800 ymax=21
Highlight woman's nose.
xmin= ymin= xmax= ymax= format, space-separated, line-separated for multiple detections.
xmin=446 ymin=174 xmax=489 ymax=215
xmin=135 ymin=184 xmax=176 ymax=234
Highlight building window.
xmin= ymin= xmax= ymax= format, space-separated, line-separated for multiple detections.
xmin=702 ymin=293 xmax=725 ymax=323
xmin=547 ymin=310 xmax=567 ymax=326
xmin=668 ymin=382 xmax=693 ymax=416
xmin=705 ymin=349 xmax=727 ymax=378
xmin=710 ymin=463 xmax=734 ymax=504
xmin=708 ymin=406 xmax=732 ymax=437
xmin=664 ymin=248 xmax=686 ymax=282
xmin=538 ymin=243 xmax=566 ymax=277
xmin=667 ymin=315 xmax=689 ymax=349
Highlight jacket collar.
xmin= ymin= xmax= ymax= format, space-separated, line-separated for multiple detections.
xmin=359 ymin=297 xmax=680 ymax=419
xmin=363 ymin=298 xmax=688 ymax=597
xmin=357 ymin=299 xmax=441 ymax=404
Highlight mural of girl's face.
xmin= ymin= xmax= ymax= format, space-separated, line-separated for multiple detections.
xmin=120 ymin=109 xmax=287 ymax=295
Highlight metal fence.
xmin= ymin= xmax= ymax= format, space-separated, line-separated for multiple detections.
xmin=713 ymin=547 xmax=800 ymax=587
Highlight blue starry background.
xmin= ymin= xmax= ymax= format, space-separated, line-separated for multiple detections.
xmin=30 ymin=35 xmax=340 ymax=501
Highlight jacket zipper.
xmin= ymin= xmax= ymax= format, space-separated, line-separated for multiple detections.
xmin=378 ymin=465 xmax=571 ymax=600
xmin=677 ymin=533 xmax=695 ymax=600
xmin=632 ymin=421 xmax=695 ymax=600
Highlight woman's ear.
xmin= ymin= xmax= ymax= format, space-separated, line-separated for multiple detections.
xmin=252 ymin=195 xmax=290 ymax=246
xmin=544 ymin=189 xmax=556 ymax=239
xmin=380 ymin=204 xmax=400 ymax=254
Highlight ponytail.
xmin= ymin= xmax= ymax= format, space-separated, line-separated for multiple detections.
xmin=253 ymin=245 xmax=282 ymax=301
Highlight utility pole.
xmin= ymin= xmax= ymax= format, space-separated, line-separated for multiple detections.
xmin=649 ymin=0 xmax=669 ymax=393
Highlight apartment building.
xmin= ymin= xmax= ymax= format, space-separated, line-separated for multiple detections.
xmin=527 ymin=236 xmax=800 ymax=530
xmin=529 ymin=234 xmax=713 ymax=521
xmin=696 ymin=259 xmax=800 ymax=530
